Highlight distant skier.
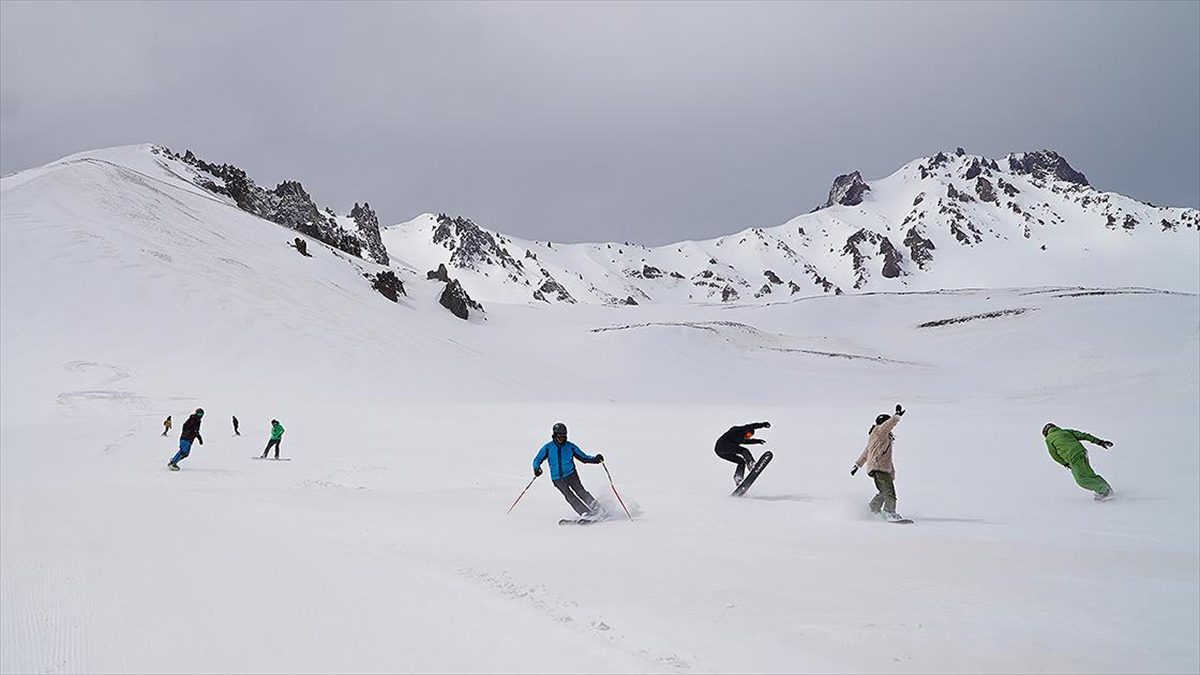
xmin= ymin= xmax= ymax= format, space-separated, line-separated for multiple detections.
xmin=851 ymin=404 xmax=906 ymax=521
xmin=261 ymin=419 xmax=284 ymax=459
xmin=232 ymin=415 xmax=240 ymax=436
xmin=168 ymin=408 xmax=204 ymax=471
xmin=532 ymin=422 xmax=605 ymax=518
xmin=1042 ymin=423 xmax=1115 ymax=500
xmin=161 ymin=415 xmax=172 ymax=437
xmin=714 ymin=421 xmax=770 ymax=485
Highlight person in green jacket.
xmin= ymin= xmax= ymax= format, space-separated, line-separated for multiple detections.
xmin=261 ymin=419 xmax=285 ymax=459
xmin=1042 ymin=423 xmax=1114 ymax=500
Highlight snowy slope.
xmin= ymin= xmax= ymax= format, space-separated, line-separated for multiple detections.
xmin=2 ymin=146 xmax=1198 ymax=674
xmin=382 ymin=150 xmax=1198 ymax=306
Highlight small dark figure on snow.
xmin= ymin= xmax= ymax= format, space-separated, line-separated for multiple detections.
xmin=1042 ymin=423 xmax=1114 ymax=500
xmin=851 ymin=404 xmax=906 ymax=521
xmin=162 ymin=415 xmax=172 ymax=437
xmin=715 ymin=421 xmax=770 ymax=485
xmin=232 ymin=415 xmax=240 ymax=436
xmin=261 ymin=419 xmax=284 ymax=459
xmin=532 ymin=422 xmax=605 ymax=517
xmin=168 ymin=409 xmax=204 ymax=470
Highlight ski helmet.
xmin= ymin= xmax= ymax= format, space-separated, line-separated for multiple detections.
xmin=875 ymin=414 xmax=890 ymax=426
xmin=1042 ymin=423 xmax=1057 ymax=437
xmin=195 ymin=408 xmax=205 ymax=417
xmin=552 ymin=422 xmax=567 ymax=437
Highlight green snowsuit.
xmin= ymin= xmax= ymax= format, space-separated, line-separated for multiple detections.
xmin=270 ymin=422 xmax=285 ymax=440
xmin=1045 ymin=427 xmax=1110 ymax=494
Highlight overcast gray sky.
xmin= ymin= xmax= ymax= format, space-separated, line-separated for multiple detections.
xmin=2 ymin=1 xmax=1197 ymax=244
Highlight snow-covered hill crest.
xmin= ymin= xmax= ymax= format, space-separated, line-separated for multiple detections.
xmin=384 ymin=147 xmax=1198 ymax=305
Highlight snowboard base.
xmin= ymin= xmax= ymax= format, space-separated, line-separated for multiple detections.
xmin=731 ymin=451 xmax=774 ymax=497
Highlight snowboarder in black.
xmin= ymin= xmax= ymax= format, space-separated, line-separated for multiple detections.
xmin=168 ymin=408 xmax=204 ymax=470
xmin=715 ymin=421 xmax=770 ymax=485
xmin=232 ymin=415 xmax=240 ymax=436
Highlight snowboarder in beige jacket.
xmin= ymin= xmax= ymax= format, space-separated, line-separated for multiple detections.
xmin=851 ymin=404 xmax=905 ymax=521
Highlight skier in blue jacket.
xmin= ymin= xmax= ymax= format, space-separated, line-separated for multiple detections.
xmin=532 ymin=422 xmax=605 ymax=517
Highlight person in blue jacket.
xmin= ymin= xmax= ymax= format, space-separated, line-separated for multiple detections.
xmin=532 ymin=422 xmax=605 ymax=517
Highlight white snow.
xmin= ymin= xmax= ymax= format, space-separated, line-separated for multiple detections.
xmin=2 ymin=146 xmax=1198 ymax=674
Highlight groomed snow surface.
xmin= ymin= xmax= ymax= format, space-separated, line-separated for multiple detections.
xmin=2 ymin=148 xmax=1198 ymax=674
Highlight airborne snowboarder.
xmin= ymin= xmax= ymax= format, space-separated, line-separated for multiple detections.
xmin=714 ymin=421 xmax=770 ymax=486
xmin=1042 ymin=423 xmax=1115 ymax=500
xmin=532 ymin=422 xmax=605 ymax=519
xmin=851 ymin=404 xmax=908 ymax=522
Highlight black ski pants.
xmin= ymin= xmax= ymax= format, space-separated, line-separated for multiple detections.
xmin=715 ymin=443 xmax=755 ymax=481
xmin=262 ymin=438 xmax=281 ymax=458
xmin=553 ymin=471 xmax=598 ymax=516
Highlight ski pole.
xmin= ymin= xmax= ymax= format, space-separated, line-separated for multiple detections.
xmin=601 ymin=462 xmax=634 ymax=521
xmin=506 ymin=474 xmax=540 ymax=515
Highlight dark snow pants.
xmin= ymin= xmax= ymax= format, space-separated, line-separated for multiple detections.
xmin=868 ymin=470 xmax=897 ymax=514
xmin=553 ymin=471 xmax=598 ymax=516
xmin=262 ymin=438 xmax=281 ymax=458
xmin=715 ymin=443 xmax=755 ymax=482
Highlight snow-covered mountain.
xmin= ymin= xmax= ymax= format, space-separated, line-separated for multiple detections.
xmin=2 ymin=142 xmax=1197 ymax=674
xmin=384 ymin=148 xmax=1197 ymax=306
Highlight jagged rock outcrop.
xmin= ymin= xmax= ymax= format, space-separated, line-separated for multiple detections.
xmin=1007 ymin=150 xmax=1088 ymax=186
xmin=903 ymin=227 xmax=936 ymax=270
xmin=427 ymin=263 xmax=450 ymax=282
xmin=367 ymin=270 xmax=405 ymax=302
xmin=821 ymin=171 xmax=871 ymax=208
xmin=174 ymin=149 xmax=368 ymax=260
xmin=433 ymin=214 xmax=524 ymax=272
xmin=440 ymin=279 xmax=483 ymax=320
xmin=291 ymin=237 xmax=311 ymax=257
xmin=975 ymin=177 xmax=998 ymax=203
xmin=350 ymin=202 xmax=388 ymax=265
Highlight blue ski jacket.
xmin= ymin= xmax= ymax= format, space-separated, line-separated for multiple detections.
xmin=533 ymin=440 xmax=598 ymax=480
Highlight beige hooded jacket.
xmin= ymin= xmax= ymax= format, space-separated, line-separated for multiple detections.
xmin=855 ymin=413 xmax=902 ymax=477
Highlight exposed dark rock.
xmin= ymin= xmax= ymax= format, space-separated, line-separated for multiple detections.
xmin=998 ymin=178 xmax=1020 ymax=197
xmin=1123 ymin=214 xmax=1138 ymax=231
xmin=975 ymin=177 xmax=997 ymax=203
xmin=721 ymin=285 xmax=739 ymax=302
xmin=878 ymin=237 xmax=905 ymax=279
xmin=368 ymin=270 xmax=405 ymax=302
xmin=427 ymin=263 xmax=450 ymax=282
xmin=622 ymin=296 xmax=639 ymax=306
xmin=350 ymin=202 xmax=388 ymax=265
xmin=292 ymin=237 xmax=311 ymax=257
xmin=955 ymin=147 xmax=966 ymax=157
xmin=964 ymin=160 xmax=982 ymax=180
xmin=754 ymin=284 xmax=773 ymax=298
xmin=821 ymin=171 xmax=872 ymax=208
xmin=788 ymin=280 xmax=803 ymax=295
xmin=947 ymin=184 xmax=974 ymax=203
xmin=536 ymin=270 xmax=575 ymax=303
xmin=903 ymin=227 xmax=936 ymax=269
xmin=928 ymin=152 xmax=950 ymax=169
xmin=1007 ymin=150 xmax=1089 ymax=186
xmin=1161 ymin=218 xmax=1177 ymax=231
xmin=913 ymin=193 xmax=925 ymax=206
xmin=439 ymin=279 xmax=482 ymax=320
xmin=433 ymin=214 xmax=524 ymax=272
xmin=763 ymin=270 xmax=783 ymax=285
xmin=641 ymin=264 xmax=663 ymax=279
xmin=669 ymin=271 xmax=685 ymax=279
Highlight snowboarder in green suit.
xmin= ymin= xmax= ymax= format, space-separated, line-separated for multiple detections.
xmin=1042 ymin=423 xmax=1114 ymax=500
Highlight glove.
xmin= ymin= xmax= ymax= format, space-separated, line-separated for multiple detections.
xmin=198 ymin=438 xmax=204 ymax=445
xmin=763 ymin=421 xmax=771 ymax=428
xmin=533 ymin=467 xmax=542 ymax=477
xmin=594 ymin=453 xmax=605 ymax=463
xmin=850 ymin=465 xmax=859 ymax=476
xmin=1099 ymin=440 xmax=1114 ymax=449
xmin=895 ymin=404 xmax=905 ymax=416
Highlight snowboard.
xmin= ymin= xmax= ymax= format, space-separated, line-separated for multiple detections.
xmin=559 ymin=518 xmax=600 ymax=526
xmin=253 ymin=456 xmax=291 ymax=461
xmin=731 ymin=451 xmax=773 ymax=497
xmin=885 ymin=518 xmax=915 ymax=524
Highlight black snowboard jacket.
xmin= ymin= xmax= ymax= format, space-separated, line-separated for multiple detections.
xmin=715 ymin=422 xmax=769 ymax=450
xmin=180 ymin=414 xmax=203 ymax=443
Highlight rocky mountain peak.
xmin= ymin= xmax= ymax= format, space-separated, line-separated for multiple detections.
xmin=820 ymin=171 xmax=872 ymax=209
xmin=1006 ymin=150 xmax=1089 ymax=186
